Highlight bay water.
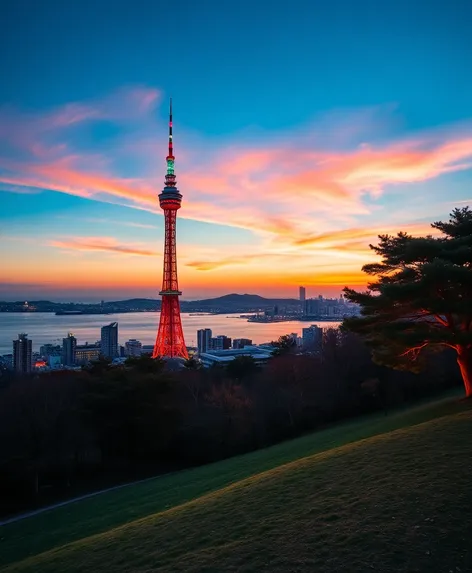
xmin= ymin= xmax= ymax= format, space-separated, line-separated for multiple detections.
xmin=0 ymin=312 xmax=341 ymax=354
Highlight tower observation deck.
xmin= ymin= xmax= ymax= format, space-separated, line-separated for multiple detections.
xmin=152 ymin=99 xmax=188 ymax=360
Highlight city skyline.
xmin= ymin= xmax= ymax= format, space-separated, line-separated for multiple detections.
xmin=2 ymin=0 xmax=472 ymax=301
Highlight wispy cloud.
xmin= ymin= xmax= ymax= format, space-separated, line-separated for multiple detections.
xmin=183 ymin=221 xmax=443 ymax=273
xmin=0 ymin=86 xmax=161 ymax=159
xmin=2 ymin=92 xmax=472 ymax=244
xmin=57 ymin=215 xmax=158 ymax=230
xmin=293 ymin=223 xmax=437 ymax=247
xmin=49 ymin=237 xmax=156 ymax=256
xmin=95 ymin=219 xmax=158 ymax=230
xmin=1 ymin=87 xmax=472 ymax=295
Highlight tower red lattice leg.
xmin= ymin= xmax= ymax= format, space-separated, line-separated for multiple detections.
xmin=152 ymin=295 xmax=188 ymax=359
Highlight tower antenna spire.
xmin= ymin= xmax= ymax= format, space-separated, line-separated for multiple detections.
xmin=164 ymin=97 xmax=177 ymax=188
xmin=168 ymin=97 xmax=173 ymax=161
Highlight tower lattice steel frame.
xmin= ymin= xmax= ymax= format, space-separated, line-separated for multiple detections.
xmin=152 ymin=99 xmax=188 ymax=359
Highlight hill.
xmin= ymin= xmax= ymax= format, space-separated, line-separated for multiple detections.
xmin=186 ymin=293 xmax=299 ymax=308
xmin=0 ymin=294 xmax=300 ymax=312
xmin=1 ymin=393 xmax=470 ymax=572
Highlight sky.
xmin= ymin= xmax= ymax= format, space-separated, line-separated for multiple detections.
xmin=1 ymin=0 xmax=472 ymax=302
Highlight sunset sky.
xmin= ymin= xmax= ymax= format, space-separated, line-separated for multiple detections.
xmin=2 ymin=0 xmax=472 ymax=301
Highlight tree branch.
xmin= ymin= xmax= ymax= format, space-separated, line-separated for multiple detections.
xmin=399 ymin=343 xmax=429 ymax=360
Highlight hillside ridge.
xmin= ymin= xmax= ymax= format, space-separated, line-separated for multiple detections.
xmin=5 ymin=408 xmax=471 ymax=572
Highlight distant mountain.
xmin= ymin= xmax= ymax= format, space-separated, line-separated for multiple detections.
xmin=187 ymin=293 xmax=300 ymax=308
xmin=106 ymin=298 xmax=158 ymax=306
xmin=0 ymin=294 xmax=301 ymax=312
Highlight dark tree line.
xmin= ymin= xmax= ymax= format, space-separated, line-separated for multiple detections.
xmin=0 ymin=330 xmax=461 ymax=517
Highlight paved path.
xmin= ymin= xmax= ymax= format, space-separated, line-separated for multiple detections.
xmin=0 ymin=474 xmax=163 ymax=527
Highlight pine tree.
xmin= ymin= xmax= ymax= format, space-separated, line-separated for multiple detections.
xmin=343 ymin=207 xmax=472 ymax=397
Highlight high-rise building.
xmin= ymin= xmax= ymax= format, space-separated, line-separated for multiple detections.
xmin=302 ymin=325 xmax=323 ymax=351
xmin=197 ymin=329 xmax=212 ymax=354
xmin=125 ymin=339 xmax=142 ymax=357
xmin=101 ymin=322 xmax=118 ymax=359
xmin=13 ymin=333 xmax=32 ymax=373
xmin=299 ymin=286 xmax=306 ymax=302
xmin=152 ymin=99 xmax=188 ymax=360
xmin=62 ymin=332 xmax=77 ymax=366
xmin=232 ymin=338 xmax=253 ymax=349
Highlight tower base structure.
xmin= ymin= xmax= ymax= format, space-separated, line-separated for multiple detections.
xmin=152 ymin=294 xmax=188 ymax=359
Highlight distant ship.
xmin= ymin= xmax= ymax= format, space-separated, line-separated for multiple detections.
xmin=55 ymin=310 xmax=110 ymax=315
xmin=189 ymin=313 xmax=216 ymax=316
xmin=55 ymin=310 xmax=84 ymax=315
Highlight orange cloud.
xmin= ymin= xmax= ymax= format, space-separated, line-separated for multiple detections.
xmin=294 ymin=223 xmax=437 ymax=247
xmin=185 ymin=254 xmax=262 ymax=271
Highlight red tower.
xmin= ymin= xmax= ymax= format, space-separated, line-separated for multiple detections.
xmin=152 ymin=99 xmax=188 ymax=360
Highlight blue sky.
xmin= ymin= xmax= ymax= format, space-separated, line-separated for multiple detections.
xmin=1 ymin=0 xmax=472 ymax=301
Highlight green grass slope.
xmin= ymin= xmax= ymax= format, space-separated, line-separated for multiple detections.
xmin=4 ymin=405 xmax=472 ymax=573
xmin=0 ymin=392 xmax=470 ymax=572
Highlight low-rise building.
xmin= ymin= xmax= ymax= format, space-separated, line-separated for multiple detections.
xmin=125 ymin=339 xmax=142 ymax=357
xmin=75 ymin=344 xmax=101 ymax=365
xmin=199 ymin=346 xmax=274 ymax=368
xmin=48 ymin=354 xmax=62 ymax=369
xmin=40 ymin=343 xmax=61 ymax=357
xmin=232 ymin=338 xmax=253 ymax=349
xmin=210 ymin=335 xmax=232 ymax=350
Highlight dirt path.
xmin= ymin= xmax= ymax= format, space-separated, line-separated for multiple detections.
xmin=0 ymin=474 xmax=163 ymax=527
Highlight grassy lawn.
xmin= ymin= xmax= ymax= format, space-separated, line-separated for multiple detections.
xmin=0 ymin=390 xmax=470 ymax=571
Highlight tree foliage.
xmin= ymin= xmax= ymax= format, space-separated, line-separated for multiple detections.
xmin=0 ymin=332 xmax=460 ymax=516
xmin=343 ymin=207 xmax=472 ymax=397
xmin=226 ymin=355 xmax=259 ymax=381
xmin=270 ymin=334 xmax=297 ymax=356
